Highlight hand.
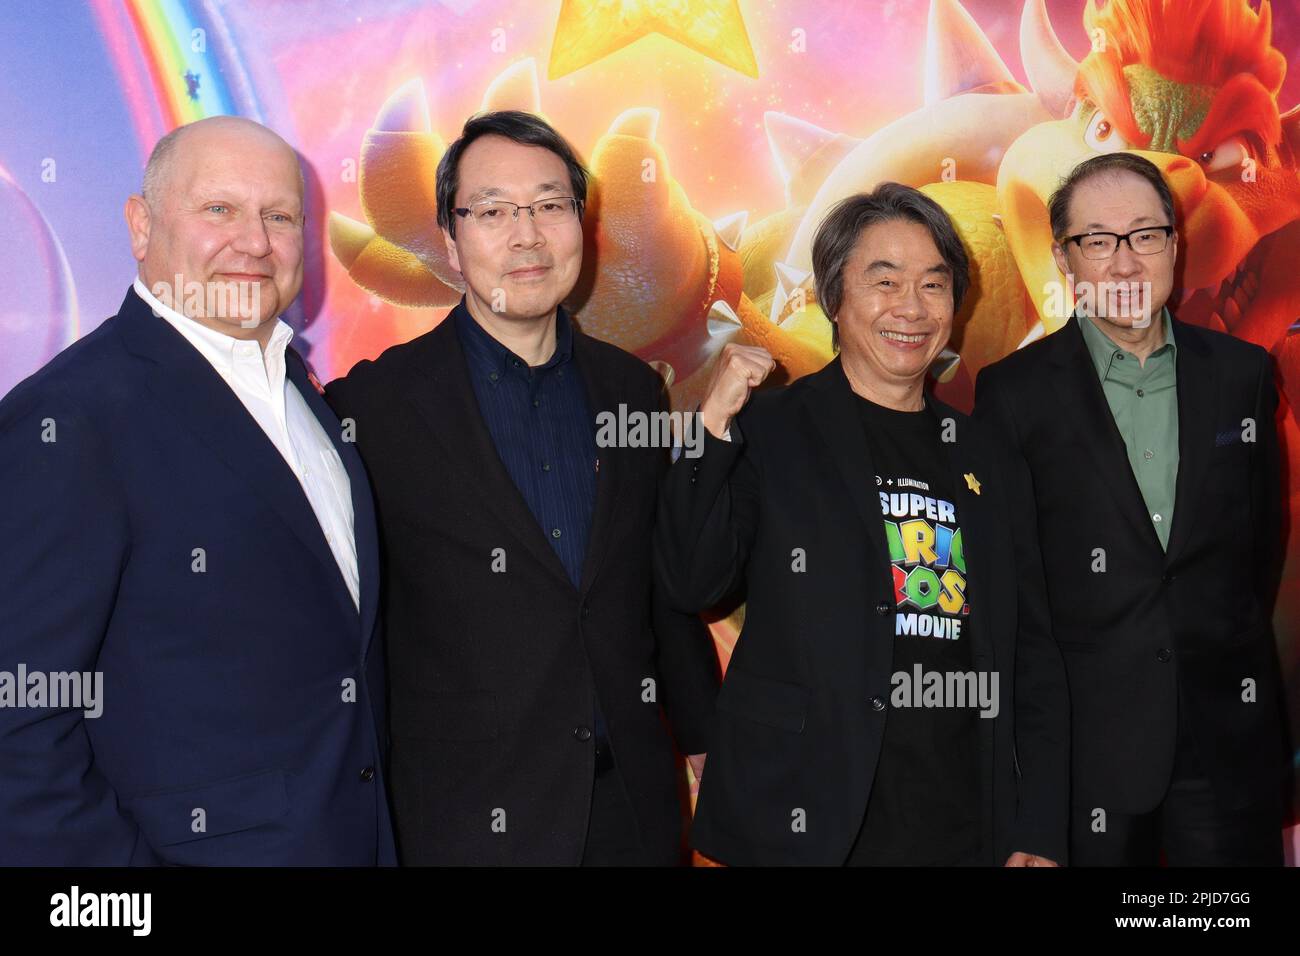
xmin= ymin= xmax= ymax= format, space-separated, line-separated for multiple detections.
xmin=686 ymin=753 xmax=706 ymax=795
xmin=699 ymin=344 xmax=775 ymax=439
xmin=1004 ymin=851 xmax=1059 ymax=867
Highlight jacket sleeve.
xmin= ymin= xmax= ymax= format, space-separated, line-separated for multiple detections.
xmin=325 ymin=366 xmax=394 ymax=763
xmin=324 ymin=367 xmax=362 ymax=428
xmin=0 ymin=388 xmax=142 ymax=864
xmin=646 ymin=378 xmax=722 ymax=754
xmin=653 ymin=396 xmax=761 ymax=616
xmin=1250 ymin=349 xmax=1285 ymax=617
xmin=650 ymin=581 xmax=720 ymax=755
xmin=1246 ymin=350 xmax=1292 ymax=783
xmin=974 ymin=366 xmax=1071 ymax=864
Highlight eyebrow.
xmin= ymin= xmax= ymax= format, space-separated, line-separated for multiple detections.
xmin=1077 ymin=216 xmax=1161 ymax=232
xmin=864 ymin=259 xmax=951 ymax=275
xmin=464 ymin=181 xmax=570 ymax=204
xmin=193 ymin=194 xmax=302 ymax=214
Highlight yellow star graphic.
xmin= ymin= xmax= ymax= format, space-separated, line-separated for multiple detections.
xmin=964 ymin=472 xmax=981 ymax=495
xmin=548 ymin=0 xmax=759 ymax=79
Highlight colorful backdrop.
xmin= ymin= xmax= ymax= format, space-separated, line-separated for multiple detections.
xmin=2 ymin=0 xmax=1298 ymax=856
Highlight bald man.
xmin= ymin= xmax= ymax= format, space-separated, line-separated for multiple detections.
xmin=0 ymin=117 xmax=395 ymax=865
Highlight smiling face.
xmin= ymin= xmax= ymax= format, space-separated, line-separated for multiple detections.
xmin=128 ymin=117 xmax=305 ymax=335
xmin=836 ymin=218 xmax=955 ymax=397
xmin=442 ymin=134 xmax=583 ymax=326
xmin=1051 ymin=168 xmax=1177 ymax=331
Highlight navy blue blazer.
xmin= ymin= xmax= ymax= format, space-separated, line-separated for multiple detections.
xmin=0 ymin=287 xmax=395 ymax=865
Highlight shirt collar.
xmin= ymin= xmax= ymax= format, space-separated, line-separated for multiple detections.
xmin=134 ymin=276 xmax=293 ymax=373
xmin=1077 ymin=305 xmax=1176 ymax=380
xmin=453 ymin=295 xmax=574 ymax=384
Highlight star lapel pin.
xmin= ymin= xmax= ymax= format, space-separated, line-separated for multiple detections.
xmin=964 ymin=472 xmax=981 ymax=495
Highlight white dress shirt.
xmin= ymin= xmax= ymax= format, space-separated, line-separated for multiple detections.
xmin=134 ymin=277 xmax=361 ymax=610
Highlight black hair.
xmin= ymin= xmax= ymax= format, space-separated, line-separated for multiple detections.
xmin=1048 ymin=152 xmax=1176 ymax=242
xmin=436 ymin=110 xmax=588 ymax=238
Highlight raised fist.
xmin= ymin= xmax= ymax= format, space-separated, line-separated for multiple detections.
xmin=699 ymin=343 xmax=775 ymax=439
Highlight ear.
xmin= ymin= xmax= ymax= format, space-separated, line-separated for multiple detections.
xmin=441 ymin=226 xmax=461 ymax=275
xmin=1051 ymin=240 xmax=1070 ymax=279
xmin=125 ymin=194 xmax=152 ymax=263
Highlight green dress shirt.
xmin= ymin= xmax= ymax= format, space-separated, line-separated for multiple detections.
xmin=1077 ymin=309 xmax=1179 ymax=549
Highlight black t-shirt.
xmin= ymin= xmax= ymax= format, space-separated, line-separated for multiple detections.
xmin=847 ymin=396 xmax=981 ymax=866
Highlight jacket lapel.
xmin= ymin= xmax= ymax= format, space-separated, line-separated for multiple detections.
xmin=403 ymin=318 xmax=574 ymax=590
xmin=287 ymin=351 xmax=377 ymax=654
xmin=1163 ymin=323 xmax=1216 ymax=564
xmin=803 ymin=358 xmax=895 ymax=679
xmin=573 ymin=333 xmax=623 ymax=598
xmin=117 ymin=288 xmax=360 ymax=626
xmin=1049 ymin=315 xmax=1163 ymax=552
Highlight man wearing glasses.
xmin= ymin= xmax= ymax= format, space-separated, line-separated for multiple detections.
xmin=975 ymin=152 xmax=1288 ymax=865
xmin=327 ymin=111 xmax=717 ymax=865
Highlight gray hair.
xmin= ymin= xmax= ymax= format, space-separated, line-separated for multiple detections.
xmin=812 ymin=183 xmax=971 ymax=351
xmin=142 ymin=126 xmax=187 ymax=204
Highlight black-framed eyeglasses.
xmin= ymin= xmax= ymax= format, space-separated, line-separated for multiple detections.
xmin=453 ymin=197 xmax=581 ymax=232
xmin=1060 ymin=225 xmax=1174 ymax=260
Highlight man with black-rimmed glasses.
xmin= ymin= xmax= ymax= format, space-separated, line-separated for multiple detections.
xmin=976 ymin=152 xmax=1288 ymax=865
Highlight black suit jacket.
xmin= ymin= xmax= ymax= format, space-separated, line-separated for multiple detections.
xmin=327 ymin=313 xmax=718 ymax=865
xmin=654 ymin=357 xmax=1069 ymax=865
xmin=974 ymin=314 xmax=1288 ymax=815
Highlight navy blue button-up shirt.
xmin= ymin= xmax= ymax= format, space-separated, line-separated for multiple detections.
xmin=456 ymin=300 xmax=610 ymax=744
xmin=455 ymin=300 xmax=599 ymax=587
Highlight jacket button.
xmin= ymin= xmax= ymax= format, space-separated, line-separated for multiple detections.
xmin=573 ymin=726 xmax=592 ymax=741
xmin=876 ymin=602 xmax=892 ymax=616
xmin=1156 ymin=648 xmax=1173 ymax=663
xmin=1161 ymin=572 xmax=1175 ymax=585
xmin=360 ymin=766 xmax=375 ymax=782
xmin=581 ymin=605 xmax=590 ymax=620
xmin=870 ymin=697 xmax=886 ymax=712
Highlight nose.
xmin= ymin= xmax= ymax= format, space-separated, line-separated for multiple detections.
xmin=231 ymin=213 xmax=272 ymax=258
xmin=894 ymin=282 xmax=924 ymax=320
xmin=1108 ymin=238 xmax=1142 ymax=277
xmin=507 ymin=208 xmax=544 ymax=248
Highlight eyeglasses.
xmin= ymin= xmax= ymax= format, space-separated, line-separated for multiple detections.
xmin=1061 ymin=225 xmax=1174 ymax=260
xmin=452 ymin=197 xmax=581 ymax=231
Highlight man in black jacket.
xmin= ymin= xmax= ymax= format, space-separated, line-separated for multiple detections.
xmin=656 ymin=183 xmax=1069 ymax=866
xmin=328 ymin=111 xmax=717 ymax=865
xmin=975 ymin=152 xmax=1288 ymax=865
